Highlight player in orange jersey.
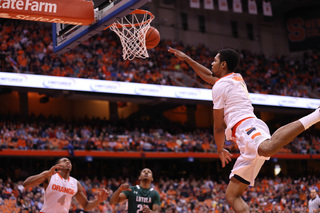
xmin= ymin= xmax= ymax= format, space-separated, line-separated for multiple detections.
xmin=23 ymin=157 xmax=110 ymax=213
xmin=169 ymin=47 xmax=320 ymax=213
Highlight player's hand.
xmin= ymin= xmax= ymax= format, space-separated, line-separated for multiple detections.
xmin=218 ymin=149 xmax=233 ymax=168
xmin=97 ymin=188 xmax=110 ymax=202
xmin=120 ymin=183 xmax=131 ymax=192
xmin=142 ymin=204 xmax=151 ymax=213
xmin=168 ymin=47 xmax=189 ymax=61
xmin=48 ymin=164 xmax=63 ymax=176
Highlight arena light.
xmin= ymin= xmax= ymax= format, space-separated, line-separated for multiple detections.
xmin=274 ymin=164 xmax=281 ymax=176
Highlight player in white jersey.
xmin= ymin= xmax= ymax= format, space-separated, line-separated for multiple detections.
xmin=23 ymin=157 xmax=110 ymax=213
xmin=169 ymin=47 xmax=320 ymax=213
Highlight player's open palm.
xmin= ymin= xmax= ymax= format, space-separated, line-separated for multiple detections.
xmin=168 ymin=47 xmax=188 ymax=61
xmin=49 ymin=164 xmax=63 ymax=176
xmin=218 ymin=148 xmax=233 ymax=168
xmin=97 ymin=188 xmax=110 ymax=202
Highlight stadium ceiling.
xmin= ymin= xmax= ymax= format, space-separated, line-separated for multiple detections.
xmin=272 ymin=0 xmax=320 ymax=13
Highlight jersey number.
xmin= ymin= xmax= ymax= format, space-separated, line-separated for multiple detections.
xmin=240 ymin=81 xmax=250 ymax=99
xmin=57 ymin=194 xmax=66 ymax=205
xmin=137 ymin=204 xmax=143 ymax=213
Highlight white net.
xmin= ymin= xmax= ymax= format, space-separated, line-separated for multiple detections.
xmin=109 ymin=10 xmax=154 ymax=60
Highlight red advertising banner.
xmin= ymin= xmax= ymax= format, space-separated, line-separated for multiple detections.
xmin=0 ymin=0 xmax=94 ymax=25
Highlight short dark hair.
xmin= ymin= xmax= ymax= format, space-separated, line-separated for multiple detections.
xmin=139 ymin=168 xmax=153 ymax=176
xmin=56 ymin=157 xmax=69 ymax=164
xmin=56 ymin=158 xmax=63 ymax=164
xmin=218 ymin=48 xmax=240 ymax=72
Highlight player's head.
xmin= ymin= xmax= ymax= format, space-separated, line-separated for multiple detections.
xmin=139 ymin=168 xmax=153 ymax=182
xmin=217 ymin=48 xmax=240 ymax=73
xmin=310 ymin=188 xmax=318 ymax=199
xmin=56 ymin=157 xmax=72 ymax=172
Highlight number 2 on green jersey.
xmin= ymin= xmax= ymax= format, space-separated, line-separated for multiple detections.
xmin=137 ymin=204 xmax=143 ymax=213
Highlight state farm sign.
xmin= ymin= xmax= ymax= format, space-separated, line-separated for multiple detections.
xmin=0 ymin=0 xmax=57 ymax=13
xmin=0 ymin=0 xmax=94 ymax=25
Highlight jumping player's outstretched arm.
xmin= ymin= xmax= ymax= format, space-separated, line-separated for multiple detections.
xmin=168 ymin=47 xmax=218 ymax=85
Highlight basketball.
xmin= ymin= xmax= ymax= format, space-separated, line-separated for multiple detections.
xmin=145 ymin=27 xmax=160 ymax=49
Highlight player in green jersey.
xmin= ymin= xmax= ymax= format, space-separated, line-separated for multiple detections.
xmin=110 ymin=168 xmax=161 ymax=213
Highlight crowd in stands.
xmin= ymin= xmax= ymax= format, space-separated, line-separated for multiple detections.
xmin=1 ymin=18 xmax=320 ymax=213
xmin=0 ymin=20 xmax=319 ymax=98
xmin=0 ymin=174 xmax=319 ymax=212
xmin=0 ymin=115 xmax=319 ymax=155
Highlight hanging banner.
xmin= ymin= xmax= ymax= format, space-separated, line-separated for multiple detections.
xmin=248 ymin=0 xmax=257 ymax=15
xmin=0 ymin=0 xmax=94 ymax=25
xmin=286 ymin=7 xmax=320 ymax=51
xmin=204 ymin=0 xmax=214 ymax=10
xmin=263 ymin=0 xmax=272 ymax=16
xmin=233 ymin=0 xmax=242 ymax=13
xmin=190 ymin=0 xmax=200 ymax=9
xmin=218 ymin=0 xmax=228 ymax=11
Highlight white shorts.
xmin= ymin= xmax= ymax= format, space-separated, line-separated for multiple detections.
xmin=230 ymin=118 xmax=271 ymax=186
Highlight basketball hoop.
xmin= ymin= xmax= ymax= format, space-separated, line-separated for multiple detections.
xmin=108 ymin=9 xmax=154 ymax=60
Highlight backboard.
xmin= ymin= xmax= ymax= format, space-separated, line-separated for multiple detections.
xmin=52 ymin=0 xmax=150 ymax=54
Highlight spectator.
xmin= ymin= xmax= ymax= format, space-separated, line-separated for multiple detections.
xmin=308 ymin=188 xmax=320 ymax=213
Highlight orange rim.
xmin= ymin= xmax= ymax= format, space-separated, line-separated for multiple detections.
xmin=105 ymin=9 xmax=154 ymax=30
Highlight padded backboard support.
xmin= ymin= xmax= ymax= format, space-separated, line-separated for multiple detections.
xmin=52 ymin=0 xmax=150 ymax=54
